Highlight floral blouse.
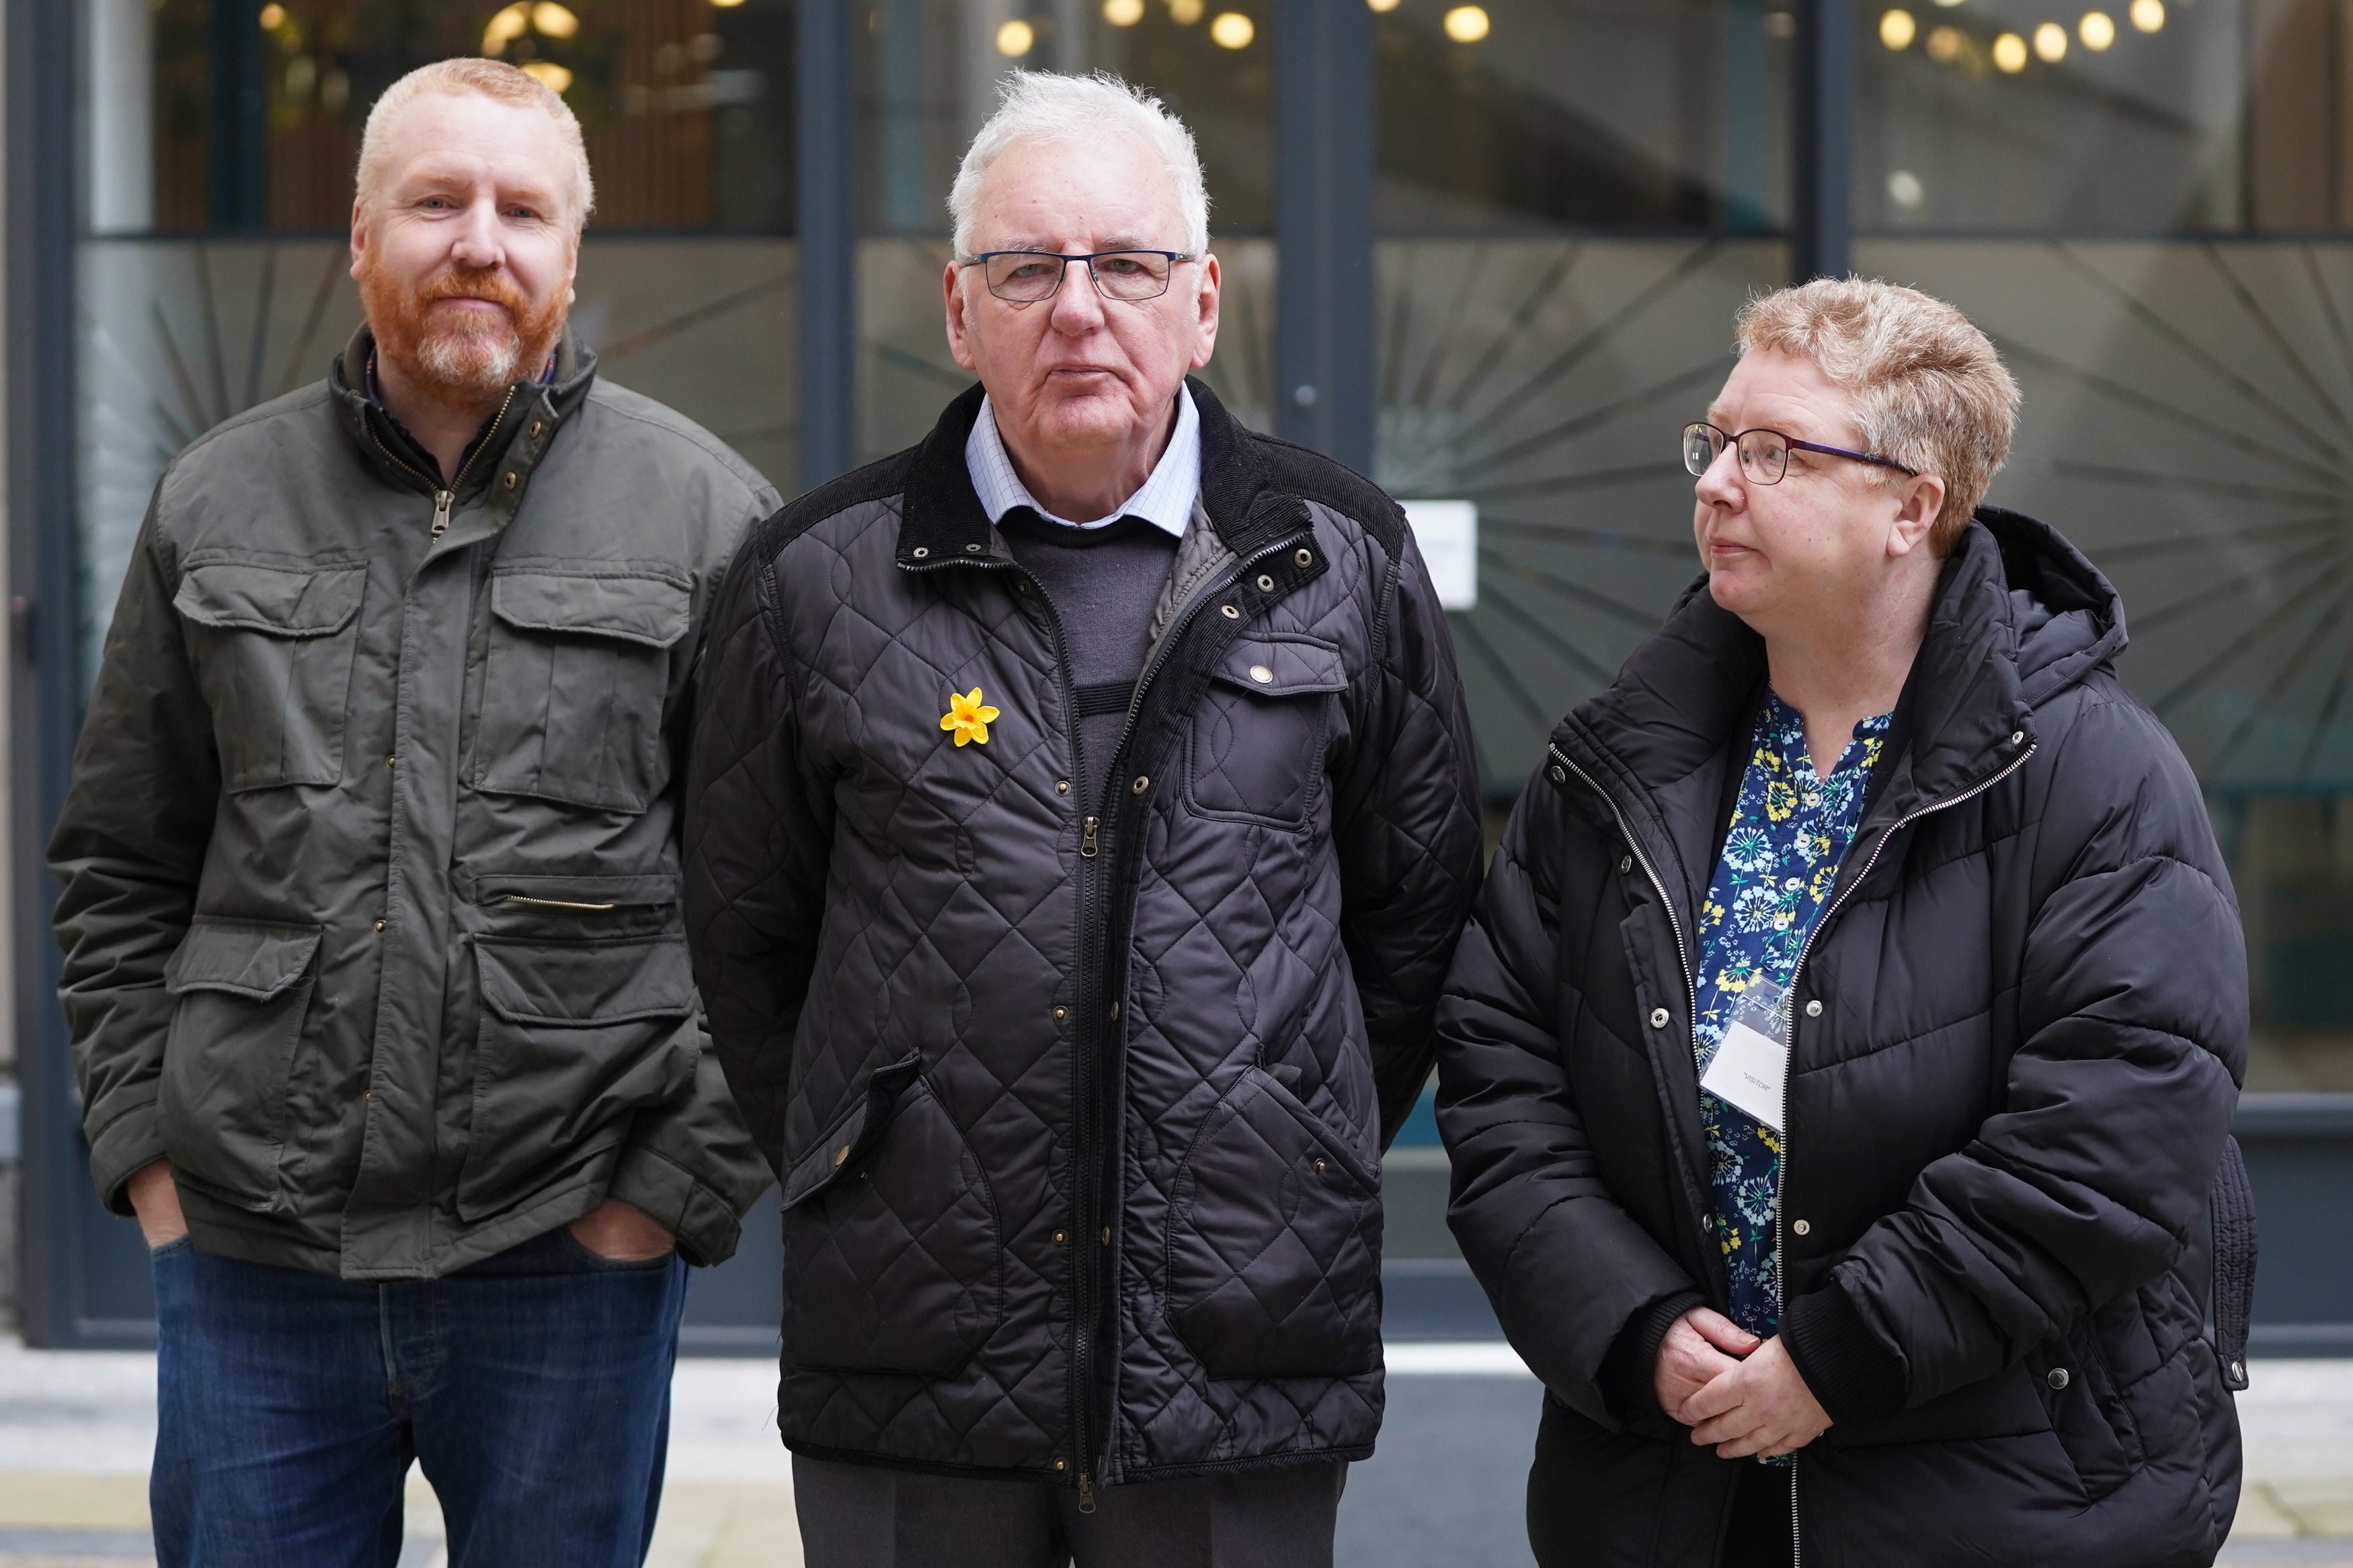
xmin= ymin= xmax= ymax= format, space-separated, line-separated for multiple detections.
xmin=1694 ymin=692 xmax=1892 ymax=1339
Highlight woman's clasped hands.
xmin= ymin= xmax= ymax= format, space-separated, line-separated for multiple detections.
xmin=1653 ymin=1307 xmax=1833 ymax=1461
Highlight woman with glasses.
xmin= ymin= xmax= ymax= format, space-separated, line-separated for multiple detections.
xmin=1435 ymin=278 xmax=2251 ymax=1567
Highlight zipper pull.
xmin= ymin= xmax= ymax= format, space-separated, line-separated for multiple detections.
xmin=1080 ymin=816 xmax=1099 ymax=858
xmin=431 ymin=490 xmax=454 ymax=537
xmin=1078 ymin=1475 xmax=1096 ymax=1514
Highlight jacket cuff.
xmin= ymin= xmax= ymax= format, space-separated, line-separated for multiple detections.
xmin=606 ymin=1143 xmax=743 ymax=1269
xmin=1599 ymin=1289 xmax=1708 ymax=1422
xmin=1780 ymin=1282 xmax=1909 ymax=1425
xmin=86 ymin=1099 xmax=167 ymax=1218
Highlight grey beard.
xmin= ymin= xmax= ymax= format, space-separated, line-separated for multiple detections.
xmin=415 ymin=323 xmax=520 ymax=399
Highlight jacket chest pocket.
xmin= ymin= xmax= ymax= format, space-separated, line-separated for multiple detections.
xmin=157 ymin=920 xmax=323 ymax=1213
xmin=173 ymin=560 xmax=366 ymax=792
xmin=473 ymin=569 xmax=690 ymax=813
xmin=1187 ymin=636 xmax=1347 ymax=827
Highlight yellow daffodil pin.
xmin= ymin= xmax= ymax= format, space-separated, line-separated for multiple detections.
xmin=941 ymin=687 xmax=1000 ymax=747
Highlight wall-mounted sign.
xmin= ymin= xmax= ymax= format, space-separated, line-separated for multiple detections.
xmin=1401 ymin=499 xmax=1478 ymax=611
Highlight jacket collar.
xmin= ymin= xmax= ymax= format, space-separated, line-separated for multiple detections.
xmin=330 ymin=322 xmax=597 ymax=511
xmin=1556 ymin=508 xmax=2108 ymax=914
xmin=896 ymin=374 xmax=1283 ymax=569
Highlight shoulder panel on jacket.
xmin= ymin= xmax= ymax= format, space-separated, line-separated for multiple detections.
xmin=741 ymin=449 xmax=916 ymax=569
xmin=583 ymin=378 xmax=781 ymax=501
xmin=1246 ymin=432 xmax=1406 ymax=556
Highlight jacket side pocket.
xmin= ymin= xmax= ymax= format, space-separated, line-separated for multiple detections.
xmin=173 ymin=559 xmax=366 ymax=792
xmin=1165 ymin=1066 xmax=1384 ymax=1380
xmin=456 ymin=936 xmax=698 ymax=1221
xmin=779 ymin=1055 xmax=1004 ymax=1376
xmin=158 ymin=921 xmax=322 ymax=1213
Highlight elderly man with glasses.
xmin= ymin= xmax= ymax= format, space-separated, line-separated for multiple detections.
xmin=682 ymin=69 xmax=1483 ymax=1568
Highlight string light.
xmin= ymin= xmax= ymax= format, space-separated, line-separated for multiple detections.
xmin=530 ymin=1 xmax=577 ymax=36
xmin=1367 ymin=0 xmax=1402 ymax=9
xmin=1169 ymin=0 xmax=1204 ymax=23
xmin=1926 ymin=24 xmax=1964 ymax=58
xmin=2130 ymin=0 xmax=2164 ymax=28
xmin=2079 ymin=9 xmax=2114 ymax=46
xmin=996 ymin=17 xmax=1035 ymax=52
xmin=2032 ymin=19 xmax=2066 ymax=57
xmin=1443 ymin=5 xmax=1490 ymax=40
xmin=257 ymin=3 xmax=286 ymax=26
xmin=1209 ymin=9 xmax=1254 ymax=44
xmin=518 ymin=59 xmax=571 ymax=91
xmin=1104 ymin=0 xmax=1146 ymax=22
xmin=1880 ymin=8 xmax=1917 ymax=47
xmin=1991 ymin=30 xmax=2028 ymax=67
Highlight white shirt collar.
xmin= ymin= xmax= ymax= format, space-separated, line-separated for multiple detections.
xmin=965 ymin=386 xmax=1199 ymax=539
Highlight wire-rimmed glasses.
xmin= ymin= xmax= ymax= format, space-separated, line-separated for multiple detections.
xmin=960 ymin=249 xmax=1197 ymax=304
xmin=1681 ymin=421 xmax=1918 ymax=485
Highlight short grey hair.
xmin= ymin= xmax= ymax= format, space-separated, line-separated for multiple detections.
xmin=949 ymin=71 xmax=1209 ymax=257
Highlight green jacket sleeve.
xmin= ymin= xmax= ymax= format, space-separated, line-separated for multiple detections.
xmin=49 ymin=496 xmax=220 ymax=1214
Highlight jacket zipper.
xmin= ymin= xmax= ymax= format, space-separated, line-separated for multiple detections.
xmin=496 ymin=894 xmax=619 ymax=912
xmin=366 ymin=385 xmax=521 ymax=538
xmin=1768 ymin=739 xmax=2036 ymax=1567
xmin=906 ymin=530 xmax=1304 ymax=1501
xmin=1546 ymin=745 xmax=1698 ymax=1036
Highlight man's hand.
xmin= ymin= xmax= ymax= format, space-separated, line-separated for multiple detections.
xmin=127 ymin=1160 xmax=189 ymax=1250
xmin=1654 ymin=1306 xmax=1759 ymax=1417
xmin=566 ymin=1198 xmax=675 ymax=1262
xmin=1677 ymin=1334 xmax=1832 ymax=1460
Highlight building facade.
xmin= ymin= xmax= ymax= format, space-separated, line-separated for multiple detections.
xmin=9 ymin=0 xmax=2353 ymax=1346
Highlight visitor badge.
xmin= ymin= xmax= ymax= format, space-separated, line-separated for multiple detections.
xmin=1700 ymin=979 xmax=1788 ymax=1132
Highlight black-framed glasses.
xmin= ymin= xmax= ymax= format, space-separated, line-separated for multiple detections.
xmin=959 ymin=249 xmax=1197 ymax=304
xmin=1681 ymin=421 xmax=1918 ymax=485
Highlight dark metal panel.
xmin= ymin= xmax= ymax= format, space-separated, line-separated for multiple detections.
xmin=2235 ymin=1094 xmax=2353 ymax=1356
xmin=1273 ymin=0 xmax=1374 ymax=472
xmin=11 ymin=0 xmax=157 ymax=1349
xmin=797 ymin=0 xmax=857 ymax=489
xmin=1791 ymin=0 xmax=1853 ymax=282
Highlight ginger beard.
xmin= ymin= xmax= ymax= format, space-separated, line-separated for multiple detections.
xmin=359 ymin=257 xmax=566 ymax=404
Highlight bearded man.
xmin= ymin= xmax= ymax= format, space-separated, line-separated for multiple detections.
xmin=50 ymin=58 xmax=775 ymax=1567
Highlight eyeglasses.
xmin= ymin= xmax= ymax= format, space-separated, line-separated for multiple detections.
xmin=1681 ymin=421 xmax=1917 ymax=485
xmin=959 ymin=249 xmax=1197 ymax=304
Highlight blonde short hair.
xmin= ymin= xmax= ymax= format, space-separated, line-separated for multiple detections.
xmin=1735 ymin=278 xmax=2019 ymax=554
xmin=356 ymin=58 xmax=595 ymax=229
xmin=949 ymin=71 xmax=1209 ymax=257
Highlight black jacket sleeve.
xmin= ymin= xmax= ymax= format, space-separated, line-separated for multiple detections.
xmin=682 ymin=524 xmax=838 ymax=1178
xmin=49 ymin=497 xmax=219 ymax=1214
xmin=1435 ymin=766 xmax=1710 ymax=1428
xmin=1330 ymin=526 xmax=1486 ymax=1149
xmin=1791 ymin=695 xmax=2247 ymax=1417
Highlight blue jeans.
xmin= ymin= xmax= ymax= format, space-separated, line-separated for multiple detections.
xmin=151 ymin=1227 xmax=688 ymax=1568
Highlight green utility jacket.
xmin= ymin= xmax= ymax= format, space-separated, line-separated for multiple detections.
xmin=51 ymin=325 xmax=778 ymax=1278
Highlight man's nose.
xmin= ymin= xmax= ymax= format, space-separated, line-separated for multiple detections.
xmin=1049 ymin=258 xmax=1107 ymax=333
xmin=450 ymin=196 xmax=506 ymax=270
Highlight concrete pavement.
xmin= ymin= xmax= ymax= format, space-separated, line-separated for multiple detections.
xmin=0 ymin=1337 xmax=2339 ymax=1565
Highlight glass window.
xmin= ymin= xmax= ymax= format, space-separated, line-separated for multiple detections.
xmin=1375 ymin=0 xmax=1788 ymax=231
xmin=1372 ymin=0 xmax=1790 ymax=794
xmin=852 ymin=0 xmax=1275 ymax=464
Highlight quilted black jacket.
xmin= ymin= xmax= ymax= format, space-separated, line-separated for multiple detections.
xmin=1437 ymin=510 xmax=2249 ymax=1566
xmin=683 ymin=380 xmax=1484 ymax=1491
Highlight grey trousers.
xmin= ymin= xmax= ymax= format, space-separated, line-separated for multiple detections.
xmin=791 ymin=1455 xmax=1348 ymax=1568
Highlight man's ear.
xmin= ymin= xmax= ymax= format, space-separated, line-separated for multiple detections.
xmin=349 ymin=198 xmax=369 ymax=282
xmin=943 ymin=261 xmax=980 ymax=374
xmin=1887 ymin=472 xmax=1944 ymax=559
xmin=1190 ymin=251 xmax=1222 ymax=372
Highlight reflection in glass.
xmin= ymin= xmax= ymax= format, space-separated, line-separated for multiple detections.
xmin=1375 ymin=0 xmax=1788 ymax=231
xmin=89 ymin=0 xmax=799 ymax=233
xmin=1854 ymin=0 xmax=2242 ymax=229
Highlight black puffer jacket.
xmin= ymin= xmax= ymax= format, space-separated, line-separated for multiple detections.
xmin=683 ymin=380 xmax=1483 ymax=1489
xmin=1437 ymin=511 xmax=2249 ymax=1567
